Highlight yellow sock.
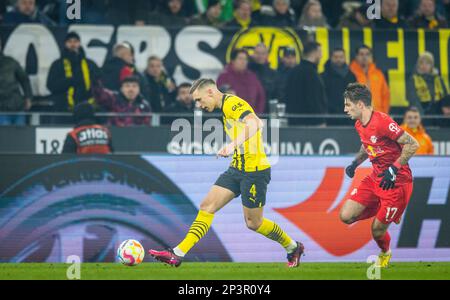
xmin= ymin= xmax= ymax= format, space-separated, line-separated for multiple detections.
xmin=256 ymin=218 xmax=296 ymax=251
xmin=175 ymin=210 xmax=214 ymax=256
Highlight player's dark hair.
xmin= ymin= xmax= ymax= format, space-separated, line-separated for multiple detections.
xmin=189 ymin=78 xmax=216 ymax=94
xmin=302 ymin=42 xmax=321 ymax=57
xmin=230 ymin=48 xmax=248 ymax=61
xmin=344 ymin=83 xmax=372 ymax=107
xmin=355 ymin=44 xmax=372 ymax=56
xmin=178 ymin=82 xmax=192 ymax=90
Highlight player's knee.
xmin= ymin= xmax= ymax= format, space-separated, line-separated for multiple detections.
xmin=199 ymin=199 xmax=215 ymax=214
xmin=339 ymin=210 xmax=355 ymax=225
xmin=245 ymin=217 xmax=263 ymax=231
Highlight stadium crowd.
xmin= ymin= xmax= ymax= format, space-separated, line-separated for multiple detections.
xmin=0 ymin=0 xmax=449 ymax=133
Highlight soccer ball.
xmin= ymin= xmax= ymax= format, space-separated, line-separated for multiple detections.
xmin=117 ymin=239 xmax=145 ymax=266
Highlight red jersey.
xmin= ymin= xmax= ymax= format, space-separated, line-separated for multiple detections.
xmin=355 ymin=111 xmax=412 ymax=184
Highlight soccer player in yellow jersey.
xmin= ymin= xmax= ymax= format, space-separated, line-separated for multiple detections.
xmin=149 ymin=78 xmax=305 ymax=268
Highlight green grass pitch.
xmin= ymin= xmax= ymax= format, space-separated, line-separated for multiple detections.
xmin=0 ymin=262 xmax=449 ymax=280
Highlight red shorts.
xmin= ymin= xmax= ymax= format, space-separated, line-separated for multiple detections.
xmin=350 ymin=175 xmax=413 ymax=224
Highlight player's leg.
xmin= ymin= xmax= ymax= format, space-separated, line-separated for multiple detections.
xmin=372 ymin=182 xmax=413 ymax=267
xmin=340 ymin=176 xmax=380 ymax=224
xmin=241 ymin=169 xmax=304 ymax=267
xmin=149 ymin=168 xmax=240 ymax=266
xmin=173 ymin=185 xmax=236 ymax=257
xmin=372 ymin=218 xmax=392 ymax=267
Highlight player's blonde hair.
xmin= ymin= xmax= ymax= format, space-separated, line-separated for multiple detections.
xmin=189 ymin=78 xmax=216 ymax=94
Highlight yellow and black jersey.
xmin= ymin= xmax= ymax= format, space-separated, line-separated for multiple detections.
xmin=221 ymin=94 xmax=270 ymax=172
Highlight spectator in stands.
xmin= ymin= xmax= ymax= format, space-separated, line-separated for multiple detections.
xmin=285 ymin=41 xmax=327 ymax=126
xmin=338 ymin=2 xmax=373 ymax=29
xmin=321 ymin=48 xmax=357 ymax=115
xmin=217 ymin=49 xmax=266 ymax=114
xmin=190 ymin=0 xmax=225 ymax=27
xmin=373 ymin=0 xmax=409 ymax=29
xmin=94 ymin=76 xmax=151 ymax=127
xmin=144 ymin=56 xmax=176 ymax=113
xmin=409 ymin=0 xmax=448 ymax=29
xmin=0 ymin=0 xmax=8 ymax=23
xmin=101 ymin=42 xmax=149 ymax=97
xmin=441 ymin=96 xmax=450 ymax=117
xmin=275 ymin=47 xmax=298 ymax=103
xmin=263 ymin=0 xmax=296 ymax=27
xmin=136 ymin=0 xmax=188 ymax=26
xmin=400 ymin=107 xmax=434 ymax=155
xmin=165 ymin=83 xmax=195 ymax=113
xmin=297 ymin=0 xmax=329 ymax=29
xmin=226 ymin=0 xmax=257 ymax=28
xmin=62 ymin=102 xmax=113 ymax=154
xmin=249 ymin=43 xmax=277 ymax=104
xmin=195 ymin=0 xmax=234 ymax=23
xmin=0 ymin=37 xmax=32 ymax=125
xmin=406 ymin=51 xmax=449 ymax=115
xmin=3 ymin=0 xmax=55 ymax=25
xmin=47 ymin=32 xmax=100 ymax=112
xmin=350 ymin=45 xmax=390 ymax=114
xmin=320 ymin=0 xmax=345 ymax=28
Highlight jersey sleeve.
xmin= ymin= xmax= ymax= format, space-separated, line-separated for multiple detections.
xmin=379 ymin=114 xmax=404 ymax=141
xmin=223 ymin=96 xmax=254 ymax=121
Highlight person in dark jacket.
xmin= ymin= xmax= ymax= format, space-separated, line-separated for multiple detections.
xmin=0 ymin=37 xmax=33 ymax=125
xmin=226 ymin=0 xmax=258 ymax=28
xmin=263 ymin=0 xmax=296 ymax=27
xmin=144 ymin=56 xmax=176 ymax=112
xmin=321 ymin=48 xmax=357 ymax=115
xmin=3 ymin=0 xmax=55 ymax=25
xmin=275 ymin=47 xmax=298 ymax=103
xmin=62 ymin=102 xmax=113 ymax=154
xmin=47 ymin=32 xmax=100 ymax=113
xmin=248 ymin=43 xmax=277 ymax=105
xmin=101 ymin=42 xmax=150 ymax=99
xmin=163 ymin=82 xmax=196 ymax=124
xmin=286 ymin=41 xmax=327 ymax=126
xmin=190 ymin=0 xmax=225 ymax=28
xmin=373 ymin=0 xmax=410 ymax=29
xmin=94 ymin=76 xmax=151 ymax=127
xmin=406 ymin=51 xmax=449 ymax=115
xmin=136 ymin=0 xmax=188 ymax=26
xmin=409 ymin=0 xmax=448 ymax=30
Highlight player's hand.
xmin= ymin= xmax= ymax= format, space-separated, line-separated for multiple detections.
xmin=217 ymin=143 xmax=235 ymax=158
xmin=378 ymin=165 xmax=398 ymax=190
xmin=345 ymin=161 xmax=358 ymax=178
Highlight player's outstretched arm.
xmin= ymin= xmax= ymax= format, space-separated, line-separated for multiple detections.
xmin=345 ymin=145 xmax=368 ymax=178
xmin=396 ymin=132 xmax=420 ymax=165
xmin=217 ymin=113 xmax=263 ymax=157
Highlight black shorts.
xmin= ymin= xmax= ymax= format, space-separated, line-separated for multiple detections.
xmin=214 ymin=167 xmax=271 ymax=208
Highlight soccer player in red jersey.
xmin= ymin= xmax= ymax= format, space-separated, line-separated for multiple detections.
xmin=340 ymin=83 xmax=419 ymax=267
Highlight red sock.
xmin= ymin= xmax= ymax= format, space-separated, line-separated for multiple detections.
xmin=374 ymin=231 xmax=391 ymax=253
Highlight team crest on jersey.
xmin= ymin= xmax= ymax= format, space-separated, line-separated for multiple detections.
xmin=389 ymin=123 xmax=401 ymax=134
xmin=370 ymin=135 xmax=378 ymax=143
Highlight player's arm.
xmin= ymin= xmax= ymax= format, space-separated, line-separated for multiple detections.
xmin=395 ymin=132 xmax=419 ymax=165
xmin=217 ymin=113 xmax=263 ymax=157
xmin=345 ymin=145 xmax=368 ymax=178
xmin=378 ymin=131 xmax=419 ymax=190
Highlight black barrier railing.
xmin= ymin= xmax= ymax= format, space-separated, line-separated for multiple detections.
xmin=0 ymin=111 xmax=449 ymax=127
